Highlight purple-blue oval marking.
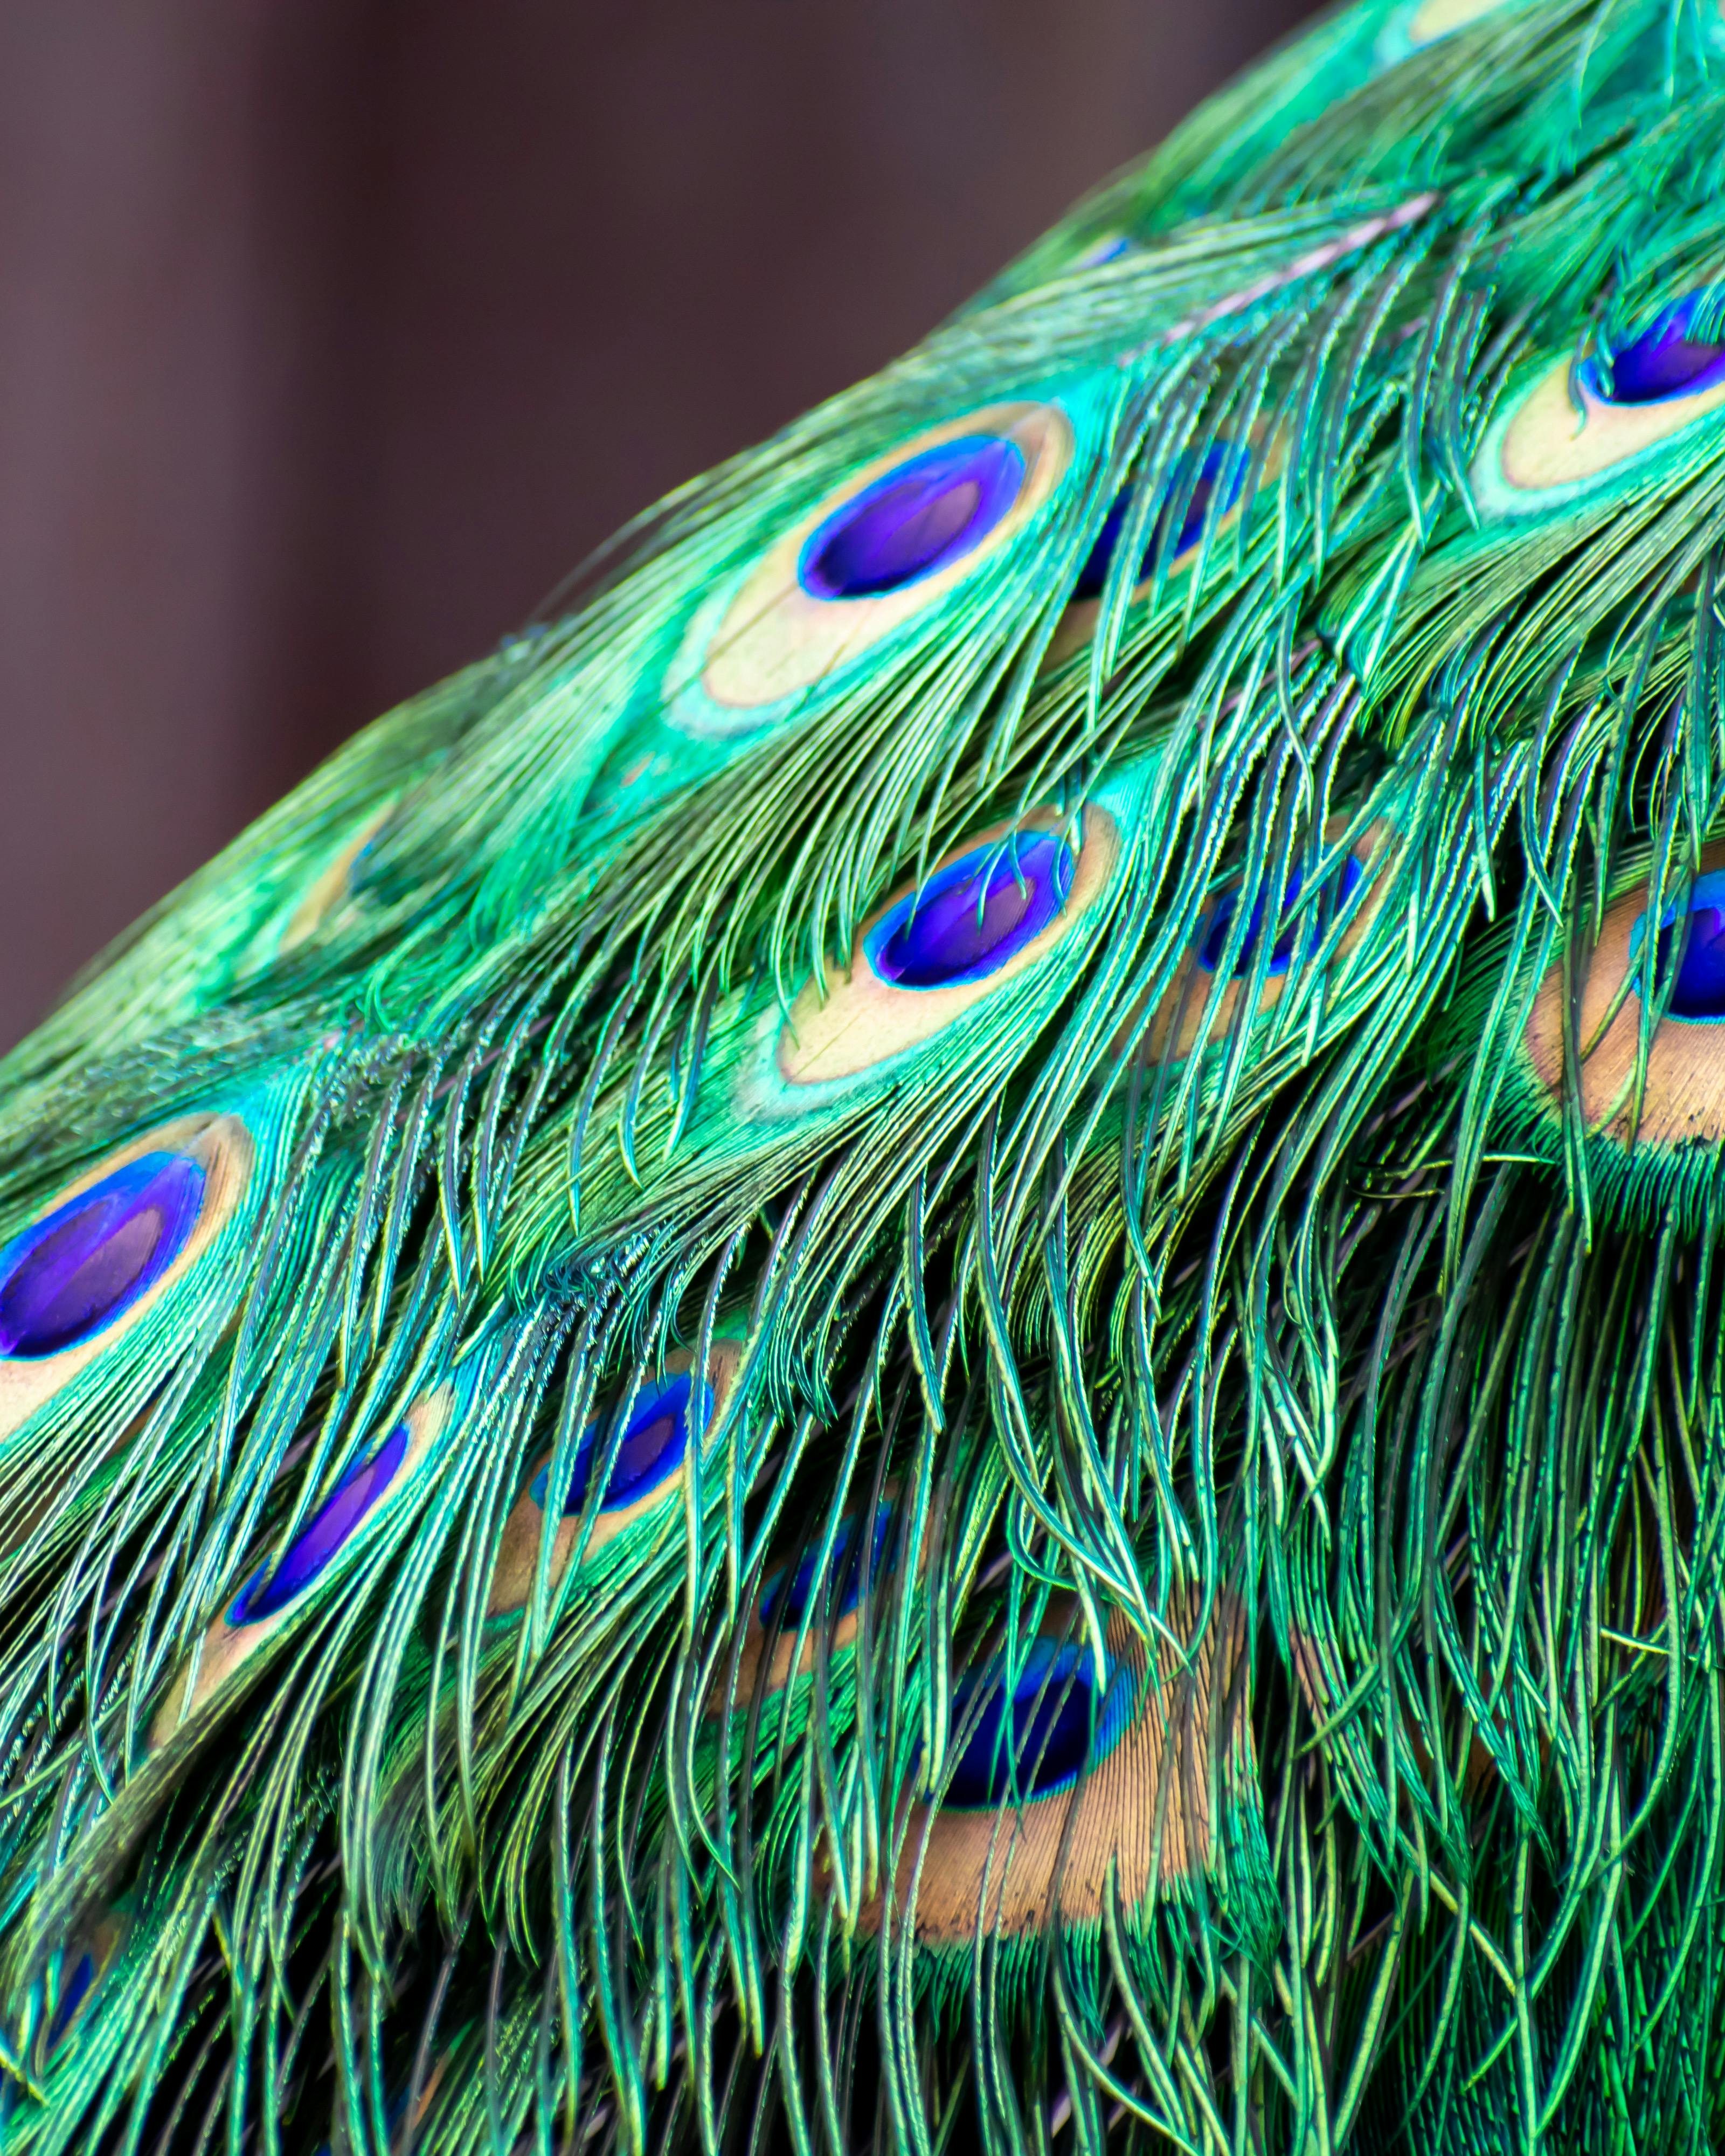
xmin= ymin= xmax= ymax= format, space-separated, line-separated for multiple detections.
xmin=1665 ymin=903 xmax=1725 ymax=1017
xmin=760 ymin=1505 xmax=893 ymax=1630
xmin=47 ymin=1950 xmax=96 ymax=2052
xmin=1641 ymin=873 xmax=1725 ymax=1021
xmin=865 ymin=832 xmax=1075 ymax=992
xmin=229 ymin=1421 xmax=410 ymax=1626
xmin=798 ymin=437 xmax=1026 ymax=601
xmin=1073 ymin=441 xmax=1249 ymax=603
xmin=941 ymin=1641 xmax=1135 ymax=1811
xmin=1199 ymin=853 xmax=1363 ymax=978
xmin=0 ymin=1151 xmax=206 ymax=1361
xmin=1668 ymin=905 xmax=1725 ymax=1015
xmin=529 ymin=1372 xmax=712 ymax=1519
xmin=1588 ymin=294 xmax=1725 ymax=407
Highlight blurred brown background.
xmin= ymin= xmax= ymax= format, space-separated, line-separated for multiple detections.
xmin=0 ymin=0 xmax=1312 ymax=1054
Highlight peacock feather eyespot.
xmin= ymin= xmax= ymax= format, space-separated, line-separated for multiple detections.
xmin=796 ymin=437 xmax=1027 ymax=600
xmin=667 ymin=401 xmax=1073 ymax=728
xmin=227 ymin=1421 xmax=411 ymax=1627
xmin=1519 ymin=853 xmax=1725 ymax=1157
xmin=46 ymin=1951 xmax=95 ymax=2054
xmin=0 ymin=1152 xmax=205 ymax=1360
xmin=759 ymin=1503 xmax=893 ymax=1632
xmin=775 ymin=808 xmax=1117 ymax=1088
xmin=1146 ymin=832 xmax=1381 ymax=1064
xmin=712 ymin=1499 xmax=900 ymax=1717
xmin=1071 ymin=440 xmax=1250 ymax=605
xmin=528 ymin=1371 xmax=711 ymax=1520
xmin=1197 ymin=852 xmax=1366 ymax=979
xmin=863 ymin=833 xmax=1075 ymax=992
xmin=42 ymin=1904 xmax=127 ymax=2061
xmin=151 ymin=1390 xmax=451 ymax=1745
xmin=864 ymin=1597 xmax=1255 ymax=1940
xmin=0 ymin=1115 xmax=256 ymax=1452
xmin=1619 ymin=872 xmax=1725 ymax=1024
xmin=1045 ymin=434 xmax=1269 ymax=668
xmin=1477 ymin=292 xmax=1725 ymax=516
xmin=488 ymin=1345 xmax=739 ymax=1617
xmin=940 ymin=1639 xmax=1134 ymax=1810
xmin=1590 ymin=294 xmax=1725 ymax=407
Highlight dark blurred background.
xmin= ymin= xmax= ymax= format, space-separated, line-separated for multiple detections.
xmin=0 ymin=0 xmax=1313 ymax=1053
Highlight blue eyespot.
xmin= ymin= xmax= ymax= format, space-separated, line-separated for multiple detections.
xmin=229 ymin=1422 xmax=410 ymax=1626
xmin=1587 ymin=293 xmax=1725 ymax=407
xmin=759 ymin=1505 xmax=893 ymax=1630
xmin=941 ymin=1639 xmax=1135 ymax=1810
xmin=529 ymin=1372 xmax=711 ymax=1518
xmin=1072 ymin=441 xmax=1249 ymax=602
xmin=865 ymin=832 xmax=1075 ymax=991
xmin=0 ymin=1152 xmax=206 ymax=1360
xmin=1662 ymin=903 xmax=1725 ymax=1017
xmin=46 ymin=1951 xmax=96 ymax=2053
xmin=1635 ymin=872 xmax=1725 ymax=1021
xmin=798 ymin=438 xmax=1026 ymax=600
xmin=1198 ymin=853 xmax=1363 ymax=978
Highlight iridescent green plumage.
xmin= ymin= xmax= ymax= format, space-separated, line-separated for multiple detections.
xmin=5 ymin=1 xmax=1725 ymax=2149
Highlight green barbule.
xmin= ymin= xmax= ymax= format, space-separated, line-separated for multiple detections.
xmin=6 ymin=0 xmax=1725 ymax=2147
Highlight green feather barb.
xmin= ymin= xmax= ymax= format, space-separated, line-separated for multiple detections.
xmin=8 ymin=0 xmax=1725 ymax=2148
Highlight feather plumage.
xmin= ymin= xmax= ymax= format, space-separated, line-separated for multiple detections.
xmin=9 ymin=0 xmax=1725 ymax=2147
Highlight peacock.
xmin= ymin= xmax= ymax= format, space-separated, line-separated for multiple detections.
xmin=5 ymin=0 xmax=1725 ymax=2146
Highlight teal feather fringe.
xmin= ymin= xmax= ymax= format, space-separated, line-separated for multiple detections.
xmin=9 ymin=0 xmax=1725 ymax=2147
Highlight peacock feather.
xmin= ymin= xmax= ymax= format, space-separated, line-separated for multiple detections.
xmin=9 ymin=0 xmax=1725 ymax=2147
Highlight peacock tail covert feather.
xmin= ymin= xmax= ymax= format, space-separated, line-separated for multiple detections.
xmin=10 ymin=0 xmax=1725 ymax=2147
